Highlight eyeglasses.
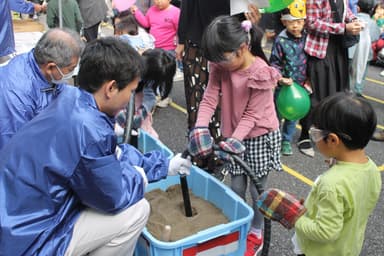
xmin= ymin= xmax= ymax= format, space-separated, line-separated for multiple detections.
xmin=309 ymin=127 xmax=352 ymax=143
xmin=309 ymin=127 xmax=329 ymax=142
xmin=218 ymin=51 xmax=237 ymax=64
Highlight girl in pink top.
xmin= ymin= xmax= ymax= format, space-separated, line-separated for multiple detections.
xmin=130 ymin=0 xmax=180 ymax=50
xmin=188 ymin=15 xmax=282 ymax=256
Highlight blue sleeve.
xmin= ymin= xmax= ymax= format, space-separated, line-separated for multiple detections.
xmin=9 ymin=0 xmax=34 ymax=14
xmin=269 ymin=39 xmax=284 ymax=75
xmin=70 ymin=152 xmax=146 ymax=214
xmin=118 ymin=143 xmax=169 ymax=182
xmin=69 ymin=141 xmax=168 ymax=214
xmin=348 ymin=0 xmax=358 ymax=15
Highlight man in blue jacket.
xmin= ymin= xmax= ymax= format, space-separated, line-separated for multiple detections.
xmin=0 ymin=28 xmax=84 ymax=150
xmin=0 ymin=0 xmax=46 ymax=64
xmin=0 ymin=36 xmax=192 ymax=255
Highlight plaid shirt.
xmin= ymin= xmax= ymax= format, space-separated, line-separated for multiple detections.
xmin=305 ymin=0 xmax=356 ymax=59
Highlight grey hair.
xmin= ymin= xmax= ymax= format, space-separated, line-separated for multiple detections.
xmin=33 ymin=28 xmax=85 ymax=67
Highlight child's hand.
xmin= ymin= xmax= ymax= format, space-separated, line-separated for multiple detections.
xmin=278 ymin=77 xmax=293 ymax=86
xmin=214 ymin=138 xmax=246 ymax=163
xmin=187 ymin=127 xmax=214 ymax=157
xmin=303 ymin=79 xmax=313 ymax=94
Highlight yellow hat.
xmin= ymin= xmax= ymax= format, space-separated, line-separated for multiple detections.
xmin=281 ymin=0 xmax=306 ymax=20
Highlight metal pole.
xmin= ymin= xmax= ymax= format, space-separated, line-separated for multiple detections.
xmin=58 ymin=0 xmax=63 ymax=28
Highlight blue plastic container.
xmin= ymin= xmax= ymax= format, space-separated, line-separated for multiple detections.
xmin=135 ymin=130 xmax=254 ymax=256
xmin=137 ymin=129 xmax=174 ymax=159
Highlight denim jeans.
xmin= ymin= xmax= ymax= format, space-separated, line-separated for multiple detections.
xmin=282 ymin=119 xmax=297 ymax=142
xmin=167 ymin=49 xmax=183 ymax=71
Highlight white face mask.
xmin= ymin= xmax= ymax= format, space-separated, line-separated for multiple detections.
xmin=50 ymin=65 xmax=75 ymax=84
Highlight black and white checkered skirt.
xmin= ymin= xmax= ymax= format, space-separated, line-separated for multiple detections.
xmin=228 ymin=129 xmax=282 ymax=178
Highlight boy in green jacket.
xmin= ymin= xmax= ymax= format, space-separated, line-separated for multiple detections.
xmin=257 ymin=92 xmax=381 ymax=256
xmin=292 ymin=92 xmax=382 ymax=255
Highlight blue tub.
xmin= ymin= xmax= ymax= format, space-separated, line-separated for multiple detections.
xmin=135 ymin=129 xmax=253 ymax=256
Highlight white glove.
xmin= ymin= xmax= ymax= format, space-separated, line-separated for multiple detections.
xmin=134 ymin=166 xmax=148 ymax=188
xmin=114 ymin=123 xmax=125 ymax=137
xmin=115 ymin=145 xmax=123 ymax=160
xmin=168 ymin=153 xmax=192 ymax=176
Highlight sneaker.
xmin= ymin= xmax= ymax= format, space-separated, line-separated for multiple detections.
xmin=380 ymin=70 xmax=384 ymax=77
xmin=297 ymin=139 xmax=315 ymax=157
xmin=173 ymin=69 xmax=184 ymax=82
xmin=245 ymin=233 xmax=263 ymax=256
xmin=371 ymin=130 xmax=384 ymax=141
xmin=156 ymin=97 xmax=172 ymax=108
xmin=281 ymin=141 xmax=293 ymax=156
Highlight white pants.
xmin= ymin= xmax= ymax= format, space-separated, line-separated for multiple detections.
xmin=65 ymin=198 xmax=150 ymax=256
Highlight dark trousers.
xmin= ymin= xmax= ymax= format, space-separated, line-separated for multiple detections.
xmin=83 ymin=22 xmax=100 ymax=43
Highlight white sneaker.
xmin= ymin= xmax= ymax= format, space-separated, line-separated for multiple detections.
xmin=380 ymin=70 xmax=384 ymax=77
xmin=156 ymin=97 xmax=172 ymax=108
xmin=173 ymin=69 xmax=184 ymax=82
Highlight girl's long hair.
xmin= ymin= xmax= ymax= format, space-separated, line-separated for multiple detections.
xmin=137 ymin=48 xmax=176 ymax=99
xmin=201 ymin=15 xmax=269 ymax=64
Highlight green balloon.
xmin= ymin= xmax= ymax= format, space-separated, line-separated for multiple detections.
xmin=262 ymin=0 xmax=294 ymax=13
xmin=277 ymin=82 xmax=311 ymax=120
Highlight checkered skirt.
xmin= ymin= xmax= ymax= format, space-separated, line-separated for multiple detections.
xmin=228 ymin=129 xmax=282 ymax=178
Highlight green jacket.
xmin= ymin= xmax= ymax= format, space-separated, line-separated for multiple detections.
xmin=295 ymin=158 xmax=381 ymax=256
xmin=46 ymin=0 xmax=83 ymax=33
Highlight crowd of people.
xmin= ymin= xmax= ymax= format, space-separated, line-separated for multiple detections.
xmin=0 ymin=0 xmax=383 ymax=256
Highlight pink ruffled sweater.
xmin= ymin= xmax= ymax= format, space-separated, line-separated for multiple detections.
xmin=195 ymin=57 xmax=281 ymax=141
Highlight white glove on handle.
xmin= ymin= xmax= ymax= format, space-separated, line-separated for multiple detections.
xmin=168 ymin=153 xmax=192 ymax=176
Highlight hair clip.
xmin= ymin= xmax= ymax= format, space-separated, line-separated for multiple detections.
xmin=241 ymin=20 xmax=252 ymax=32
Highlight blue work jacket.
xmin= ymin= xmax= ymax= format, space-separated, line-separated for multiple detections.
xmin=0 ymin=86 xmax=169 ymax=255
xmin=0 ymin=0 xmax=34 ymax=57
xmin=0 ymin=50 xmax=65 ymax=151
